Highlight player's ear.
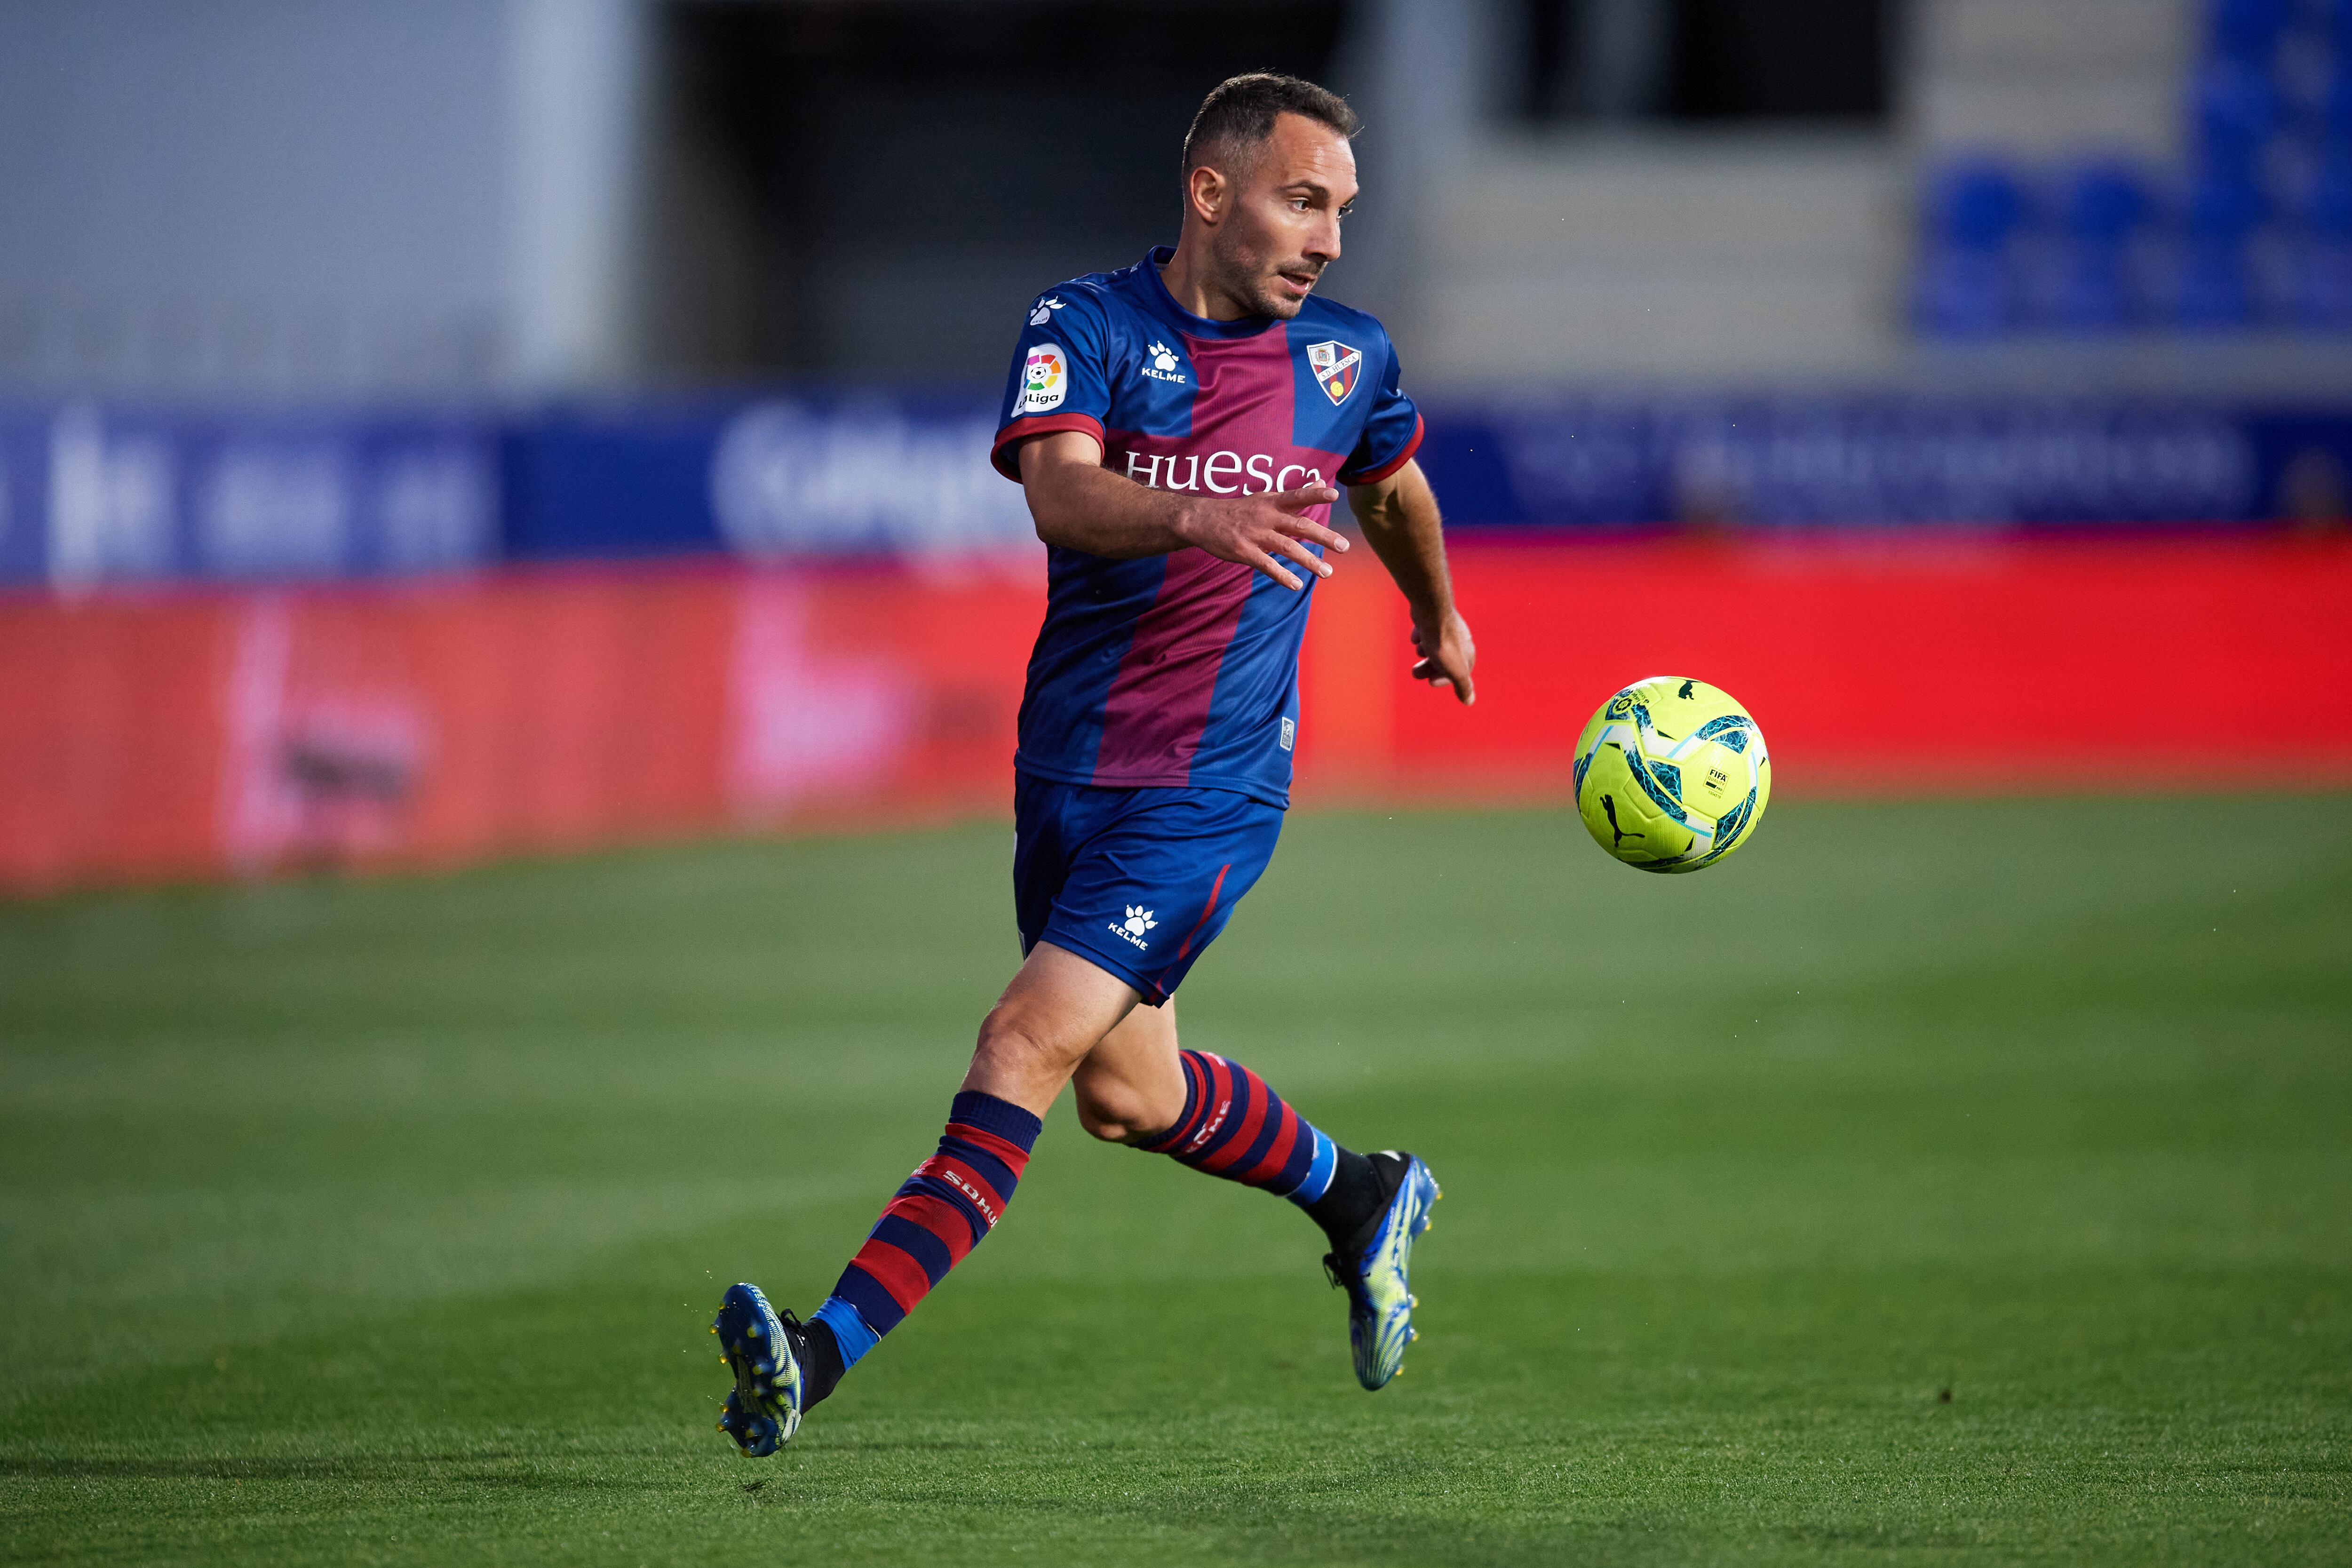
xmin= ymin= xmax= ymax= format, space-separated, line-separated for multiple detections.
xmin=1186 ymin=163 xmax=1227 ymax=225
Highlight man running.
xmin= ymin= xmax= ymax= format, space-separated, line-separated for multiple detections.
xmin=714 ymin=71 xmax=1477 ymax=1456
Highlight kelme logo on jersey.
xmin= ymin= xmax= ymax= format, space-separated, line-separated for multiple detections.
xmin=1027 ymin=296 xmax=1064 ymax=327
xmin=1306 ymin=340 xmax=1361 ymax=406
xmin=1142 ymin=341 xmax=1188 ymax=385
xmin=1019 ymin=344 xmax=1067 ymax=414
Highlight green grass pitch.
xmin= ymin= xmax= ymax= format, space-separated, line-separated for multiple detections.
xmin=1 ymin=798 xmax=2347 ymax=1566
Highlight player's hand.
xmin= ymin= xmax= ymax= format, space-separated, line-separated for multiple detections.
xmin=1411 ymin=609 xmax=1476 ymax=705
xmin=1175 ymin=486 xmax=1349 ymax=591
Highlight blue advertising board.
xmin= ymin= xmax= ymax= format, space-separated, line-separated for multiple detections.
xmin=505 ymin=390 xmax=2352 ymax=565
xmin=0 ymin=403 xmax=498 ymax=588
xmin=504 ymin=392 xmax=1039 ymax=565
xmin=2 ymin=391 xmax=2345 ymax=588
xmin=1411 ymin=395 xmax=2352 ymax=530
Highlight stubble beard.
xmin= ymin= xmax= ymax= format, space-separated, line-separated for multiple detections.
xmin=1210 ymin=225 xmax=1308 ymax=321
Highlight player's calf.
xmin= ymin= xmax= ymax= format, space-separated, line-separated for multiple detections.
xmin=712 ymin=1090 xmax=1043 ymax=1453
xmin=1130 ymin=1050 xmax=1440 ymax=1385
xmin=1135 ymin=1050 xmax=1383 ymax=1245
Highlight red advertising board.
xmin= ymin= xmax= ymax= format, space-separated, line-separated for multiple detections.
xmin=2 ymin=538 xmax=2347 ymax=895
xmin=1307 ymin=536 xmax=2352 ymax=798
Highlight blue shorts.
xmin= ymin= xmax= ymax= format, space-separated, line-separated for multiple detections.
xmin=1013 ymin=774 xmax=1285 ymax=1006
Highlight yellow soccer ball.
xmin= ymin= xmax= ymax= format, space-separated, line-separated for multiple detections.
xmin=1573 ymin=677 xmax=1772 ymax=873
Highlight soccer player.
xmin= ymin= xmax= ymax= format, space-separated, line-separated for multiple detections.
xmin=713 ymin=72 xmax=1477 ymax=1457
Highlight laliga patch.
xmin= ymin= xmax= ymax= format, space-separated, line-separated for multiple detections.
xmin=1019 ymin=343 xmax=1067 ymax=414
xmin=1306 ymin=340 xmax=1361 ymax=406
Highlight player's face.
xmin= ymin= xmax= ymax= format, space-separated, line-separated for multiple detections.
xmin=1210 ymin=113 xmax=1357 ymax=320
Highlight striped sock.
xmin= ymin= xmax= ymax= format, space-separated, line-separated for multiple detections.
xmin=1137 ymin=1050 xmax=1342 ymax=1210
xmin=811 ymin=1090 xmax=1041 ymax=1377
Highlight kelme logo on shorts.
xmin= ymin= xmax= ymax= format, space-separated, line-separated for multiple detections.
xmin=1110 ymin=905 xmax=1157 ymax=950
xmin=1019 ymin=344 xmax=1067 ymax=414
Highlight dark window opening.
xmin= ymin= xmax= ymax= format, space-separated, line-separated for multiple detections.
xmin=1514 ymin=0 xmax=1890 ymax=127
xmin=644 ymin=0 xmax=1348 ymax=382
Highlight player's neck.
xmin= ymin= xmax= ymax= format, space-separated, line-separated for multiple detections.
xmin=1156 ymin=238 xmax=1258 ymax=323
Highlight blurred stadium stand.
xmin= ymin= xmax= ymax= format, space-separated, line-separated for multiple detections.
xmin=1911 ymin=0 xmax=2352 ymax=347
xmin=0 ymin=0 xmax=2347 ymax=891
xmin=7 ymin=0 xmax=2349 ymax=395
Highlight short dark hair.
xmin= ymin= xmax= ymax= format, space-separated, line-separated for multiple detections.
xmin=1181 ymin=72 xmax=1360 ymax=179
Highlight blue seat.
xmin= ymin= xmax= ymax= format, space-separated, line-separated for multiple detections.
xmin=2296 ymin=242 xmax=2352 ymax=328
xmin=1926 ymin=159 xmax=2026 ymax=249
xmin=1915 ymin=250 xmax=2015 ymax=337
xmin=2206 ymin=0 xmax=2291 ymax=63
xmin=2325 ymin=70 xmax=2352 ymax=150
xmin=1912 ymin=159 xmax=2025 ymax=337
xmin=2185 ymin=161 xmax=2269 ymax=238
xmin=2177 ymin=238 xmax=2258 ymax=326
xmin=2172 ymin=159 xmax=2268 ymax=326
xmin=2048 ymin=160 xmax=2155 ymax=330
xmin=2295 ymin=151 xmax=2352 ymax=328
xmin=2065 ymin=160 xmax=2153 ymax=243
xmin=2309 ymin=151 xmax=2352 ymax=239
xmin=2189 ymin=57 xmax=2284 ymax=171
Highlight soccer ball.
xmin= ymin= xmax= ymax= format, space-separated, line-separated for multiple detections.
xmin=1573 ymin=677 xmax=1771 ymax=873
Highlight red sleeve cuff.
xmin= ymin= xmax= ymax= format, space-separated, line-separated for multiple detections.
xmin=991 ymin=413 xmax=1107 ymax=480
xmin=1339 ymin=412 xmax=1424 ymax=487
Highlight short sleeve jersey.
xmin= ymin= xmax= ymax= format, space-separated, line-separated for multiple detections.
xmin=991 ymin=246 xmax=1423 ymax=809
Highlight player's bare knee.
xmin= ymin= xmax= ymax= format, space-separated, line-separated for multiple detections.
xmin=971 ymin=1004 xmax=1079 ymax=1082
xmin=1072 ymin=1097 xmax=1132 ymax=1143
xmin=1071 ymin=1077 xmax=1156 ymax=1143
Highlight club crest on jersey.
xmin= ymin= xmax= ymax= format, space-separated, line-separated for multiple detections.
xmin=1019 ymin=343 xmax=1067 ymax=413
xmin=1141 ymin=340 xmax=1188 ymax=385
xmin=1306 ymin=340 xmax=1361 ymax=406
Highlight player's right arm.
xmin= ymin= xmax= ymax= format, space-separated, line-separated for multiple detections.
xmin=1014 ymin=431 xmax=1349 ymax=593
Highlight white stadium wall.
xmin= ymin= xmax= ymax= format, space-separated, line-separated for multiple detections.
xmin=0 ymin=0 xmax=642 ymax=399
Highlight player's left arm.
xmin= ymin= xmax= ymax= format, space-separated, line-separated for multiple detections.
xmin=1346 ymin=459 xmax=1475 ymax=706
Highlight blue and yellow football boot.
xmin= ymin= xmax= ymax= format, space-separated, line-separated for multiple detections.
xmin=711 ymin=1282 xmax=806 ymax=1457
xmin=1323 ymin=1152 xmax=1440 ymax=1390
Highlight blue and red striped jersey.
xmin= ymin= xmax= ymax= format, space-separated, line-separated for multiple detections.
xmin=991 ymin=246 xmax=1423 ymax=808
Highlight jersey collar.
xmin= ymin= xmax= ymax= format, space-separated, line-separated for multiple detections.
xmin=1138 ymin=245 xmax=1286 ymax=341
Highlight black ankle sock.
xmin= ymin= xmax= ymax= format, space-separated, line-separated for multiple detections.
xmin=798 ymin=1315 xmax=846 ymax=1408
xmin=1305 ymin=1147 xmax=1397 ymax=1257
